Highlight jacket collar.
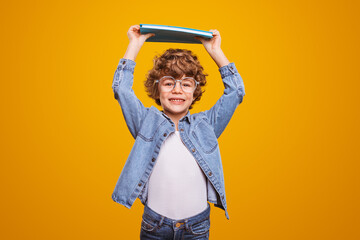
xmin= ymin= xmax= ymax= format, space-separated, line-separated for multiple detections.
xmin=181 ymin=111 xmax=191 ymax=123
xmin=160 ymin=110 xmax=191 ymax=124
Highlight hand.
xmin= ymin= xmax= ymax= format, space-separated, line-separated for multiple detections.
xmin=195 ymin=29 xmax=230 ymax=68
xmin=195 ymin=29 xmax=222 ymax=55
xmin=127 ymin=25 xmax=155 ymax=47
xmin=123 ymin=25 xmax=155 ymax=61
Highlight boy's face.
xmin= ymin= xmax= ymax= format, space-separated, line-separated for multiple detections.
xmin=158 ymin=74 xmax=194 ymax=120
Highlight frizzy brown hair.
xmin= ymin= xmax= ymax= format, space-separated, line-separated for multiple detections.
xmin=144 ymin=48 xmax=207 ymax=109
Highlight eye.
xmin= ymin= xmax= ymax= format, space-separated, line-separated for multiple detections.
xmin=182 ymin=79 xmax=195 ymax=88
xmin=161 ymin=77 xmax=175 ymax=86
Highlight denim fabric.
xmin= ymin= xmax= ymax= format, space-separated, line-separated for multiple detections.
xmin=140 ymin=203 xmax=211 ymax=240
xmin=111 ymin=58 xmax=245 ymax=220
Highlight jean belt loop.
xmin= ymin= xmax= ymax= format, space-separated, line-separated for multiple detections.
xmin=158 ymin=216 xmax=164 ymax=227
xmin=185 ymin=219 xmax=190 ymax=231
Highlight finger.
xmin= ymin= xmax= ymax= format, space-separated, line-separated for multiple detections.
xmin=210 ymin=30 xmax=219 ymax=38
xmin=132 ymin=28 xmax=140 ymax=34
xmin=129 ymin=25 xmax=138 ymax=30
xmin=194 ymin=36 xmax=205 ymax=43
xmin=145 ymin=33 xmax=155 ymax=40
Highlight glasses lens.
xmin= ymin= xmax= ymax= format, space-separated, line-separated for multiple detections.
xmin=181 ymin=78 xmax=196 ymax=92
xmin=158 ymin=77 xmax=197 ymax=92
xmin=159 ymin=77 xmax=175 ymax=92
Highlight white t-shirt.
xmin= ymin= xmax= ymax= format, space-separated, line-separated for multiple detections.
xmin=147 ymin=131 xmax=208 ymax=220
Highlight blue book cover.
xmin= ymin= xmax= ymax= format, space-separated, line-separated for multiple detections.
xmin=140 ymin=24 xmax=213 ymax=44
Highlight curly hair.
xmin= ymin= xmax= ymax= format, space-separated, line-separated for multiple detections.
xmin=144 ymin=48 xmax=207 ymax=109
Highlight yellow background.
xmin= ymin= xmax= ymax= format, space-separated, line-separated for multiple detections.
xmin=1 ymin=0 xmax=359 ymax=239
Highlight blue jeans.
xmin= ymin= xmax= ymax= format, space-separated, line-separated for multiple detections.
xmin=140 ymin=203 xmax=211 ymax=240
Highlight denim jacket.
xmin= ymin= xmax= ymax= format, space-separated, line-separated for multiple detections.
xmin=111 ymin=58 xmax=245 ymax=220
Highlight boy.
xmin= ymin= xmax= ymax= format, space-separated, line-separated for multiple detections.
xmin=112 ymin=25 xmax=245 ymax=240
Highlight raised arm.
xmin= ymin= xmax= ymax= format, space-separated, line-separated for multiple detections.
xmin=195 ymin=30 xmax=245 ymax=138
xmin=195 ymin=29 xmax=229 ymax=68
xmin=112 ymin=25 xmax=155 ymax=138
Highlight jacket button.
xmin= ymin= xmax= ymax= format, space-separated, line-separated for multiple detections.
xmin=122 ymin=61 xmax=126 ymax=65
xmin=208 ymin=172 xmax=212 ymax=176
xmin=163 ymin=133 xmax=167 ymax=137
xmin=152 ymin=158 xmax=156 ymax=162
xmin=192 ymin=148 xmax=195 ymax=152
xmin=138 ymin=183 xmax=142 ymax=187
xmin=180 ymin=129 xmax=184 ymax=132
xmin=221 ymin=195 xmax=224 ymax=199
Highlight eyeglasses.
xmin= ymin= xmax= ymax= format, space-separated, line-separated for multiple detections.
xmin=155 ymin=76 xmax=199 ymax=93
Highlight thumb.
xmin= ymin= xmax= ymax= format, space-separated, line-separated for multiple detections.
xmin=195 ymin=36 xmax=204 ymax=43
xmin=144 ymin=33 xmax=155 ymax=40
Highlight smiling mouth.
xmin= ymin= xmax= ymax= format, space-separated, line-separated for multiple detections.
xmin=169 ymin=98 xmax=185 ymax=102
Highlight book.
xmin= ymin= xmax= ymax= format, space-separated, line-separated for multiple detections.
xmin=140 ymin=24 xmax=213 ymax=44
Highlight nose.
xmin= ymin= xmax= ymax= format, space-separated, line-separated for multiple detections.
xmin=172 ymin=81 xmax=183 ymax=93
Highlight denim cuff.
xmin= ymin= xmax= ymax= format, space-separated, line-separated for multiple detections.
xmin=117 ymin=58 xmax=137 ymax=73
xmin=218 ymin=62 xmax=237 ymax=78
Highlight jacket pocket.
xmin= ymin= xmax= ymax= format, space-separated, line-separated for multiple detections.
xmin=192 ymin=120 xmax=218 ymax=154
xmin=137 ymin=118 xmax=167 ymax=142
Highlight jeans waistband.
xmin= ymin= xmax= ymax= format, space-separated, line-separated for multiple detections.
xmin=143 ymin=203 xmax=210 ymax=229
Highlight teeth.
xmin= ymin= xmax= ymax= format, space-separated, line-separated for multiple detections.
xmin=170 ymin=99 xmax=184 ymax=102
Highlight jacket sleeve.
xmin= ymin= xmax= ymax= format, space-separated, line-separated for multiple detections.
xmin=203 ymin=62 xmax=245 ymax=138
xmin=112 ymin=58 xmax=148 ymax=139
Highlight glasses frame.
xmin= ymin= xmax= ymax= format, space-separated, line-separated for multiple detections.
xmin=155 ymin=76 xmax=200 ymax=93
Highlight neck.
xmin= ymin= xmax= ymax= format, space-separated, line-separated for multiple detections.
xmin=162 ymin=110 xmax=188 ymax=131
